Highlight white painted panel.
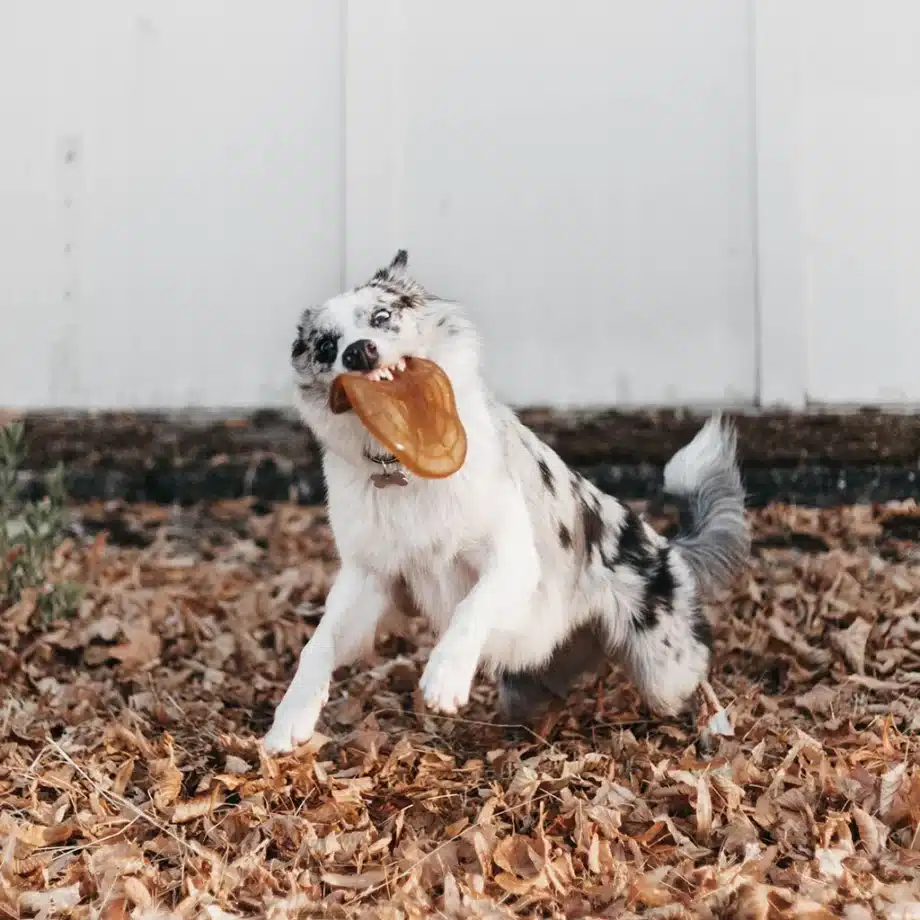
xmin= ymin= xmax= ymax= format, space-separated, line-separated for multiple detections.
xmin=794 ymin=0 xmax=920 ymax=404
xmin=0 ymin=0 xmax=343 ymax=408
xmin=753 ymin=0 xmax=807 ymax=408
xmin=347 ymin=0 xmax=757 ymax=408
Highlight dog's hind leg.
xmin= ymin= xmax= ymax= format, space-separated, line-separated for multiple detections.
xmin=497 ymin=618 xmax=607 ymax=723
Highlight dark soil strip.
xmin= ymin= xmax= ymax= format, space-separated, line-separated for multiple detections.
xmin=14 ymin=407 xmax=920 ymax=469
xmin=17 ymin=459 xmax=920 ymax=510
xmin=12 ymin=408 xmax=920 ymax=507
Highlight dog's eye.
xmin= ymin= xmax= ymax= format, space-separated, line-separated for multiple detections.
xmin=314 ymin=336 xmax=338 ymax=365
xmin=370 ymin=310 xmax=391 ymax=328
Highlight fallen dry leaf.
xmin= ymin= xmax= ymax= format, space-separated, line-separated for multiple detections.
xmin=2 ymin=499 xmax=920 ymax=918
xmin=321 ymin=869 xmax=388 ymax=890
xmin=831 ymin=616 xmax=873 ymax=674
xmin=149 ymin=754 xmax=182 ymax=810
xmin=880 ymin=762 xmax=908 ymax=818
xmin=492 ymin=835 xmax=546 ymax=880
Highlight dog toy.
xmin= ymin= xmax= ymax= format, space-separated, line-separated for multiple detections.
xmin=329 ymin=357 xmax=467 ymax=479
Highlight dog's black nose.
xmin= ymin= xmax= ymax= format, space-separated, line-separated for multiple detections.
xmin=341 ymin=339 xmax=379 ymax=372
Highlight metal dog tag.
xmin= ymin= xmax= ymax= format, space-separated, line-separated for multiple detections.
xmin=371 ymin=469 xmax=409 ymax=489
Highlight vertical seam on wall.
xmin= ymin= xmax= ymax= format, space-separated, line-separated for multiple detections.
xmin=391 ymin=0 xmax=406 ymax=256
xmin=748 ymin=0 xmax=763 ymax=409
xmin=340 ymin=0 xmax=349 ymax=291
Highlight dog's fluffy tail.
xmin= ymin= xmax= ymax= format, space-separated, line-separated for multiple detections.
xmin=663 ymin=414 xmax=749 ymax=593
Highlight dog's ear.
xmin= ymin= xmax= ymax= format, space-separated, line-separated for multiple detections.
xmin=387 ymin=249 xmax=409 ymax=278
xmin=367 ymin=249 xmax=429 ymax=301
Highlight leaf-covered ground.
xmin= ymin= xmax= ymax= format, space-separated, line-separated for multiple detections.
xmin=3 ymin=500 xmax=920 ymax=919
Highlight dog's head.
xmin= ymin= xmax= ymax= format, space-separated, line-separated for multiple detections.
xmin=292 ymin=251 xmax=478 ymax=453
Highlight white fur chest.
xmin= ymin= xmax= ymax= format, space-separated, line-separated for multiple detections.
xmin=324 ymin=458 xmax=489 ymax=576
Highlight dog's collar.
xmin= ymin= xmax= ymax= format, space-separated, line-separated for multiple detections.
xmin=364 ymin=450 xmax=409 ymax=489
xmin=365 ymin=449 xmax=397 ymax=466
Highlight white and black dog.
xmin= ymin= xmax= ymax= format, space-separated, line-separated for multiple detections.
xmin=264 ymin=251 xmax=749 ymax=754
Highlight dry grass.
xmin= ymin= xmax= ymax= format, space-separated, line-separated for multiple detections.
xmin=3 ymin=499 xmax=920 ymax=918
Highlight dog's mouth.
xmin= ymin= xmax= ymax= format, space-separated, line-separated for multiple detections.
xmin=363 ymin=357 xmax=407 ymax=383
xmin=328 ymin=356 xmax=412 ymax=415
xmin=327 ymin=355 xmax=468 ymax=479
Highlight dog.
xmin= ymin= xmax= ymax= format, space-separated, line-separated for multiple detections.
xmin=264 ymin=250 xmax=749 ymax=753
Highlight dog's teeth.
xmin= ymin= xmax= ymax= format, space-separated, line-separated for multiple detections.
xmin=367 ymin=363 xmax=402 ymax=382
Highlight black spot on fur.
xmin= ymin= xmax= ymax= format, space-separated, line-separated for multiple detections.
xmin=538 ymin=458 xmax=555 ymax=495
xmin=291 ymin=335 xmax=307 ymax=359
xmin=570 ymin=473 xmax=605 ymax=562
xmin=581 ymin=496 xmax=604 ymax=562
xmin=604 ymin=510 xmax=675 ymax=632
xmin=436 ymin=315 xmax=461 ymax=337
xmin=637 ymin=547 xmax=676 ymax=631
xmin=647 ymin=547 xmax=676 ymax=606
xmin=558 ymin=522 xmax=572 ymax=550
xmin=398 ymin=294 xmax=415 ymax=310
xmin=570 ymin=471 xmax=582 ymax=502
xmin=615 ymin=509 xmax=651 ymax=570
xmin=690 ymin=603 xmax=714 ymax=652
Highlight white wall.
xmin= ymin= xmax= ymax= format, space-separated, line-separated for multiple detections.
xmin=0 ymin=0 xmax=344 ymax=408
xmin=757 ymin=0 xmax=920 ymax=406
xmin=347 ymin=0 xmax=756 ymax=408
xmin=0 ymin=1 xmax=917 ymax=409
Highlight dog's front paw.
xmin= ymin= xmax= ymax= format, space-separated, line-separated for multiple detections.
xmin=419 ymin=640 xmax=479 ymax=714
xmin=263 ymin=686 xmax=328 ymax=755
